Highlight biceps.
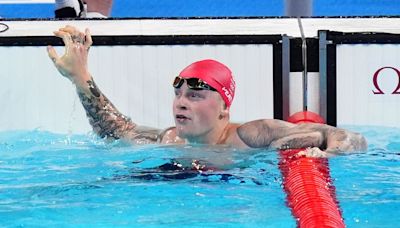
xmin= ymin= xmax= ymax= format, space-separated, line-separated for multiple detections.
xmin=237 ymin=120 xmax=273 ymax=148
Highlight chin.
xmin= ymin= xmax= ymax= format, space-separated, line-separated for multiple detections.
xmin=176 ymin=130 xmax=190 ymax=139
xmin=176 ymin=127 xmax=195 ymax=139
xmin=175 ymin=126 xmax=186 ymax=136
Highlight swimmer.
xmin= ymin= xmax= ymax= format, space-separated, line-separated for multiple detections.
xmin=47 ymin=25 xmax=367 ymax=157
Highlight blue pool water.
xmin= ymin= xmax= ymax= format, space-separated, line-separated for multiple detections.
xmin=0 ymin=126 xmax=399 ymax=227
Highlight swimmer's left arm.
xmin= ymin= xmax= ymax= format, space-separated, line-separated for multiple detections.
xmin=236 ymin=119 xmax=324 ymax=149
xmin=236 ymin=120 xmax=367 ymax=155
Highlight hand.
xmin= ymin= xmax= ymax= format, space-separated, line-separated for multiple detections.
xmin=47 ymin=25 xmax=93 ymax=86
xmin=296 ymin=147 xmax=333 ymax=158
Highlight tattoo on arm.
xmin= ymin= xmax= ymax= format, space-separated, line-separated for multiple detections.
xmin=325 ymin=128 xmax=368 ymax=153
xmin=77 ymin=79 xmax=160 ymax=144
xmin=237 ymin=120 xmax=282 ymax=148
xmin=237 ymin=122 xmax=325 ymax=149
xmin=270 ymin=133 xmax=325 ymax=150
xmin=237 ymin=119 xmax=367 ymax=152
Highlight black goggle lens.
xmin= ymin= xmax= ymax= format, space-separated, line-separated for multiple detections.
xmin=173 ymin=77 xmax=216 ymax=91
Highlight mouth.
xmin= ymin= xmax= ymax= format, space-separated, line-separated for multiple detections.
xmin=175 ymin=114 xmax=190 ymax=123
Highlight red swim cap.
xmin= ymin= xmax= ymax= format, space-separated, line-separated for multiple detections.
xmin=179 ymin=59 xmax=236 ymax=107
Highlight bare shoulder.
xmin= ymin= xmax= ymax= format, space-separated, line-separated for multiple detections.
xmin=159 ymin=127 xmax=185 ymax=144
xmin=221 ymin=123 xmax=248 ymax=148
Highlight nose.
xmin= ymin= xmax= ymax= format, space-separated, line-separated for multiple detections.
xmin=174 ymin=93 xmax=188 ymax=110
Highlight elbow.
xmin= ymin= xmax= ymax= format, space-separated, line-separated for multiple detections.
xmin=327 ymin=130 xmax=368 ymax=153
xmin=340 ymin=132 xmax=368 ymax=152
xmin=358 ymin=134 xmax=368 ymax=151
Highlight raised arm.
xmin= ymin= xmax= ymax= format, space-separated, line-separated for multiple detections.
xmin=47 ymin=25 xmax=161 ymax=144
xmin=237 ymin=119 xmax=367 ymax=155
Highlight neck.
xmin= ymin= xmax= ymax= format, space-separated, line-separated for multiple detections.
xmin=186 ymin=121 xmax=230 ymax=145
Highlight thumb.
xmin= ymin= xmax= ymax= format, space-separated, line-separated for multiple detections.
xmin=47 ymin=45 xmax=59 ymax=64
xmin=84 ymin=28 xmax=93 ymax=51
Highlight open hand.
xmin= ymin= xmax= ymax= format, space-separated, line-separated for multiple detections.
xmin=47 ymin=25 xmax=93 ymax=86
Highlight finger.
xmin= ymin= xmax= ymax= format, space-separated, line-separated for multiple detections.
xmin=295 ymin=150 xmax=307 ymax=158
xmin=61 ymin=25 xmax=85 ymax=42
xmin=307 ymin=148 xmax=329 ymax=158
xmin=84 ymin=28 xmax=93 ymax=50
xmin=47 ymin=45 xmax=59 ymax=64
xmin=54 ymin=30 xmax=73 ymax=46
xmin=60 ymin=25 xmax=78 ymax=35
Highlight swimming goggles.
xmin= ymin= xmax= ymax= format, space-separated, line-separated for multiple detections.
xmin=173 ymin=76 xmax=217 ymax=91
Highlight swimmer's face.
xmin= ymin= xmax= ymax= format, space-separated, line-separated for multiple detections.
xmin=173 ymin=81 xmax=225 ymax=142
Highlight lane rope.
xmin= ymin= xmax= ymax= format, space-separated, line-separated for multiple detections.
xmin=279 ymin=111 xmax=345 ymax=228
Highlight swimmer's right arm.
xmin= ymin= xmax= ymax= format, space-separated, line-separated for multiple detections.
xmin=47 ymin=25 xmax=161 ymax=143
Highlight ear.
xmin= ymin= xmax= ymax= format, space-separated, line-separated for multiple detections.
xmin=219 ymin=106 xmax=230 ymax=120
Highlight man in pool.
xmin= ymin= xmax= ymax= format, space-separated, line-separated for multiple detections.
xmin=47 ymin=25 xmax=367 ymax=158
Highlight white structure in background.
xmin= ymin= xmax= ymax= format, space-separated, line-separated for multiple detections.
xmin=336 ymin=45 xmax=400 ymax=127
xmin=1 ymin=18 xmax=400 ymax=132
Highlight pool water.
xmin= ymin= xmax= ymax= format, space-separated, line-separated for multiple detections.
xmin=0 ymin=126 xmax=399 ymax=227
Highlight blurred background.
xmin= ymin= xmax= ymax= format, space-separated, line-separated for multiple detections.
xmin=0 ymin=0 xmax=399 ymax=19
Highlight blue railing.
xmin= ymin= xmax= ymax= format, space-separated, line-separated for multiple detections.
xmin=0 ymin=0 xmax=399 ymax=19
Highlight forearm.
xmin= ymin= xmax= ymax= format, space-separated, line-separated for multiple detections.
xmin=76 ymin=77 xmax=135 ymax=139
xmin=281 ymin=123 xmax=367 ymax=152
xmin=286 ymin=123 xmax=367 ymax=154
xmin=324 ymin=126 xmax=368 ymax=153
xmin=76 ymin=77 xmax=160 ymax=143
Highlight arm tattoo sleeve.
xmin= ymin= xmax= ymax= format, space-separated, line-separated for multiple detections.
xmin=325 ymin=127 xmax=368 ymax=153
xmin=237 ymin=120 xmax=324 ymax=149
xmin=237 ymin=119 xmax=367 ymax=152
xmin=237 ymin=120 xmax=276 ymax=148
xmin=77 ymin=79 xmax=161 ymax=144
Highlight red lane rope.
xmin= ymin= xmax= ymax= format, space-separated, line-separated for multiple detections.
xmin=279 ymin=111 xmax=345 ymax=228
